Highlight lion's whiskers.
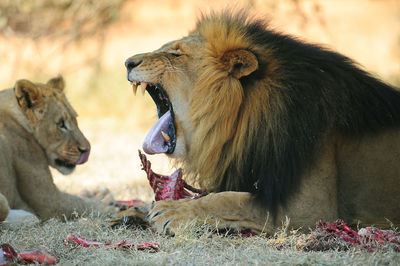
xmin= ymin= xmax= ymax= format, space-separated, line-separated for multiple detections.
xmin=164 ymin=59 xmax=184 ymax=74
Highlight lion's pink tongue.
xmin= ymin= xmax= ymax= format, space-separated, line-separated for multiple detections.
xmin=76 ymin=150 xmax=90 ymax=165
xmin=143 ymin=111 xmax=171 ymax=154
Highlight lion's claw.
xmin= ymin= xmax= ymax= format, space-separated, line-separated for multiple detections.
xmin=147 ymin=199 xmax=195 ymax=235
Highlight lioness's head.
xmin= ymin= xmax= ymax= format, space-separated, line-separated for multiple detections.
xmin=14 ymin=76 xmax=90 ymax=175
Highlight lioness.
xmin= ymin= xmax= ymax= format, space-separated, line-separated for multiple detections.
xmin=0 ymin=76 xmax=109 ymax=223
xmin=124 ymin=12 xmax=400 ymax=235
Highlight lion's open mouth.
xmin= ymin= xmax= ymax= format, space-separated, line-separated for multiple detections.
xmin=130 ymin=81 xmax=176 ymax=154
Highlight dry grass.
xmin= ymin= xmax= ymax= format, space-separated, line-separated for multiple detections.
xmin=1 ymin=0 xmax=400 ymax=264
xmin=1 ymin=215 xmax=400 ymax=265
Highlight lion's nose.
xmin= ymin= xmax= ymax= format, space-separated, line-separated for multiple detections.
xmin=125 ymin=59 xmax=142 ymax=72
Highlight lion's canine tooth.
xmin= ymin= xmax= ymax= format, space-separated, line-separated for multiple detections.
xmin=161 ymin=131 xmax=170 ymax=143
xmin=141 ymin=82 xmax=148 ymax=95
xmin=132 ymin=83 xmax=138 ymax=95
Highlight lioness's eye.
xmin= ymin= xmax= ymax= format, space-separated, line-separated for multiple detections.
xmin=170 ymin=53 xmax=181 ymax=57
xmin=57 ymin=120 xmax=67 ymax=130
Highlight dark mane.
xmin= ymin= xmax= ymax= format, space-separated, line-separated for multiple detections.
xmin=216 ymin=14 xmax=400 ymax=217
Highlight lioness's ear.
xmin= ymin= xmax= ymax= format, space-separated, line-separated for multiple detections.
xmin=47 ymin=75 xmax=65 ymax=91
xmin=221 ymin=49 xmax=258 ymax=79
xmin=14 ymin=79 xmax=42 ymax=110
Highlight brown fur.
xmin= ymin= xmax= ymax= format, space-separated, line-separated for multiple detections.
xmin=0 ymin=76 xmax=111 ymax=223
xmin=124 ymin=12 xmax=400 ymax=235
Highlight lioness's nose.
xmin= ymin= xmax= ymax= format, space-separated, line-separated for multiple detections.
xmin=125 ymin=59 xmax=142 ymax=72
xmin=78 ymin=147 xmax=88 ymax=154
xmin=78 ymin=144 xmax=90 ymax=154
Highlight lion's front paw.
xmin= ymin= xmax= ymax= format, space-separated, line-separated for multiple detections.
xmin=147 ymin=192 xmax=269 ymax=236
xmin=147 ymin=198 xmax=202 ymax=235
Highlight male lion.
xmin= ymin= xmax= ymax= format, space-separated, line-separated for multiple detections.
xmin=124 ymin=12 xmax=400 ymax=235
xmin=0 ymin=76 xmax=110 ymax=223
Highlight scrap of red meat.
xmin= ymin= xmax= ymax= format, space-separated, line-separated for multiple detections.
xmin=66 ymin=235 xmax=159 ymax=251
xmin=0 ymin=243 xmax=58 ymax=265
xmin=296 ymin=220 xmax=400 ymax=252
xmin=138 ymin=150 xmax=207 ymax=201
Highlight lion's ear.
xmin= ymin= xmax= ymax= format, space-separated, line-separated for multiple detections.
xmin=221 ymin=49 xmax=258 ymax=79
xmin=47 ymin=75 xmax=65 ymax=91
xmin=14 ymin=79 xmax=43 ymax=110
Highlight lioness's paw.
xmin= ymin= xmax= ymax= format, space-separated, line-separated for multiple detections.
xmin=147 ymin=199 xmax=202 ymax=235
xmin=79 ymin=186 xmax=115 ymax=206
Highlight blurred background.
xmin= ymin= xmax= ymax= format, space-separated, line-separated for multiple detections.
xmin=1 ymin=0 xmax=399 ymax=201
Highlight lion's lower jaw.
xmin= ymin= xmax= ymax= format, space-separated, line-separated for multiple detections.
xmin=166 ymin=138 xmax=186 ymax=158
xmin=48 ymin=153 xmax=76 ymax=175
xmin=54 ymin=164 xmax=76 ymax=175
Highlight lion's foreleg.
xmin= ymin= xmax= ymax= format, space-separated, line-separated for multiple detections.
xmin=148 ymin=192 xmax=273 ymax=235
